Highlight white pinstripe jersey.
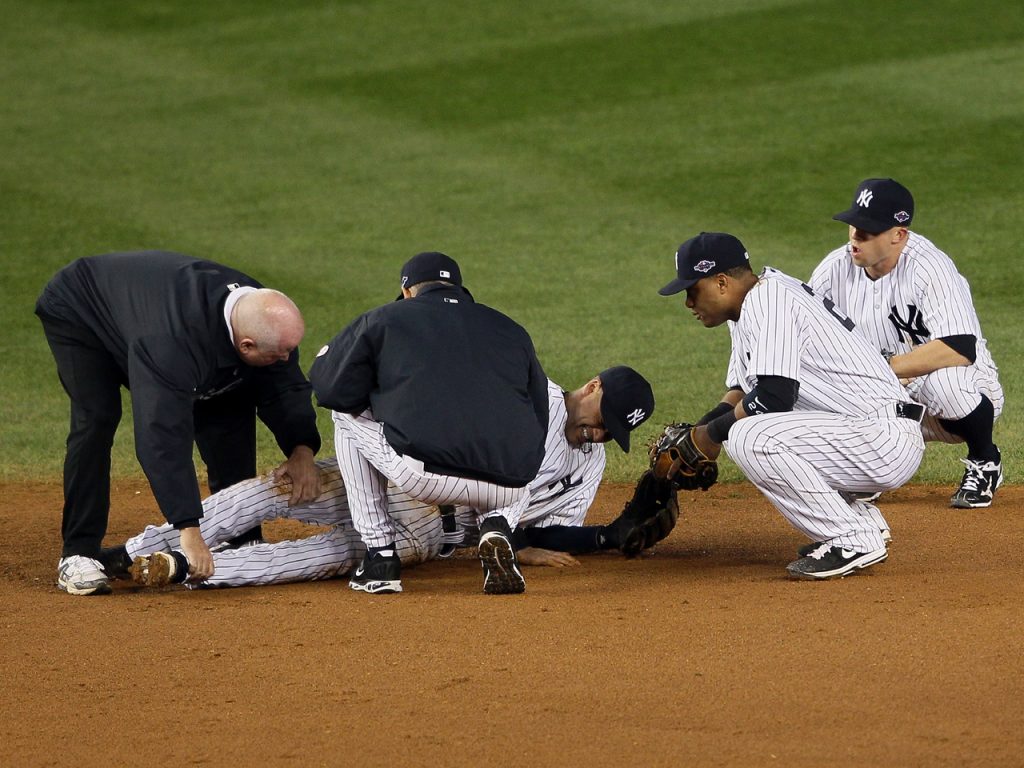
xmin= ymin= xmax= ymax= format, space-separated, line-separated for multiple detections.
xmin=487 ymin=379 xmax=605 ymax=528
xmin=726 ymin=268 xmax=909 ymax=416
xmin=809 ymin=232 xmax=998 ymax=377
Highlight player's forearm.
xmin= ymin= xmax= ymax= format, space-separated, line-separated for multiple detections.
xmin=517 ymin=524 xmax=604 ymax=554
xmin=890 ymin=339 xmax=970 ymax=378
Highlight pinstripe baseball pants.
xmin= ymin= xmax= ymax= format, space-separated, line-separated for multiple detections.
xmin=124 ymin=460 xmax=450 ymax=587
xmin=333 ymin=410 xmax=531 ymax=549
xmin=725 ymin=411 xmax=925 ymax=552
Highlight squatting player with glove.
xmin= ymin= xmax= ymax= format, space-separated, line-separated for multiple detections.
xmin=653 ymin=232 xmax=925 ymax=580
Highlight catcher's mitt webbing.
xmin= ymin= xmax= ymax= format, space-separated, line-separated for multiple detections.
xmin=649 ymin=423 xmax=718 ymax=491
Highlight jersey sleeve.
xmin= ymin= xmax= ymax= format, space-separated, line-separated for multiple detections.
xmin=911 ymin=255 xmax=978 ymax=339
xmin=126 ymin=338 xmax=205 ymax=526
xmin=252 ymin=348 xmax=322 ymax=457
xmin=725 ymin=322 xmax=745 ymax=390
xmin=308 ymin=314 xmax=378 ymax=414
xmin=743 ymin=279 xmax=802 ymax=381
xmin=808 ymin=251 xmax=841 ymax=301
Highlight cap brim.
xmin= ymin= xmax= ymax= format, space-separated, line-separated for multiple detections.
xmin=658 ymin=276 xmax=697 ymax=296
xmin=832 ymin=209 xmax=892 ymax=235
xmin=601 ymin=410 xmax=631 ymax=452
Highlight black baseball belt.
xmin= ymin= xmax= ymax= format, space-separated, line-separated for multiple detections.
xmin=894 ymin=402 xmax=925 ymax=422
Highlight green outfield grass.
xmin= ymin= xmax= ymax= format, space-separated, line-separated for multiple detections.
xmin=2 ymin=0 xmax=1021 ymax=484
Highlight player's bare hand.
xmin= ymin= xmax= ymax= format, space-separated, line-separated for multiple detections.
xmin=179 ymin=526 xmax=214 ymax=580
xmin=272 ymin=445 xmax=321 ymax=506
xmin=517 ymin=547 xmax=580 ymax=567
xmin=692 ymin=424 xmax=722 ymax=460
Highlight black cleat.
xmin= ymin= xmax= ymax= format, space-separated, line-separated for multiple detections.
xmin=349 ymin=550 xmax=402 ymax=594
xmin=787 ymin=543 xmax=888 ymax=580
xmin=478 ymin=517 xmax=525 ymax=595
xmin=950 ymin=459 xmax=1003 ymax=509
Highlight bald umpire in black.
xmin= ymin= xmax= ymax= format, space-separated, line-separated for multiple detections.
xmin=36 ymin=251 xmax=322 ymax=595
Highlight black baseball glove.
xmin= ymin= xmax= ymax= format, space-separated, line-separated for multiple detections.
xmin=601 ymin=469 xmax=680 ymax=558
xmin=649 ymin=422 xmax=718 ymax=491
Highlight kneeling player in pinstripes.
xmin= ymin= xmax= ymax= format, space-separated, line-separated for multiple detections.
xmin=658 ymin=232 xmax=926 ymax=581
xmin=812 ymin=178 xmax=1004 ymax=509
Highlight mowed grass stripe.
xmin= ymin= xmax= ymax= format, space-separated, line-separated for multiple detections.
xmin=1 ymin=1 xmax=1020 ymax=483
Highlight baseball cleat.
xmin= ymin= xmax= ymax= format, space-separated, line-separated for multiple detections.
xmin=349 ymin=551 xmax=402 ymax=594
xmin=98 ymin=545 xmax=133 ymax=579
xmin=57 ymin=555 xmax=112 ymax=596
xmin=478 ymin=530 xmax=526 ymax=595
xmin=130 ymin=551 xmax=188 ymax=587
xmin=786 ymin=544 xmax=888 ymax=580
xmin=950 ymin=458 xmax=1003 ymax=509
xmin=797 ymin=529 xmax=891 ymax=558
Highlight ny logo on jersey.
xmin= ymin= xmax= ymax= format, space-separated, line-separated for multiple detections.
xmin=626 ymin=408 xmax=646 ymax=426
xmin=889 ymin=304 xmax=930 ymax=345
xmin=856 ymin=189 xmax=874 ymax=207
xmin=546 ymin=474 xmax=583 ymax=497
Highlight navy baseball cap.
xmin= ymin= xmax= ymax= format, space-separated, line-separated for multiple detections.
xmin=598 ymin=366 xmax=655 ymax=452
xmin=833 ymin=178 xmax=914 ymax=234
xmin=658 ymin=232 xmax=750 ymax=296
xmin=396 ymin=251 xmax=462 ymax=300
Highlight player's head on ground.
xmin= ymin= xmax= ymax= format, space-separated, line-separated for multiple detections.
xmin=231 ymin=289 xmax=305 ymax=366
xmin=396 ymin=251 xmax=463 ymax=300
xmin=564 ymin=366 xmax=654 ymax=452
xmin=834 ymin=178 xmax=913 ymax=276
xmin=658 ymin=232 xmax=756 ymax=327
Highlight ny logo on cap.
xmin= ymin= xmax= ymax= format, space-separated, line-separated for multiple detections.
xmin=626 ymin=408 xmax=646 ymax=426
xmin=695 ymin=260 xmax=716 ymax=273
xmin=856 ymin=189 xmax=874 ymax=207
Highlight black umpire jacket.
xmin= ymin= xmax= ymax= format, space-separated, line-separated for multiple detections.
xmin=36 ymin=251 xmax=320 ymax=526
xmin=310 ymin=283 xmax=548 ymax=487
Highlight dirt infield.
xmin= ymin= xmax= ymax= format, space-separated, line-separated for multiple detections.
xmin=2 ymin=480 xmax=1022 ymax=768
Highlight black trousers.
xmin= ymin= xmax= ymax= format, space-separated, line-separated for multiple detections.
xmin=38 ymin=310 xmax=258 ymax=558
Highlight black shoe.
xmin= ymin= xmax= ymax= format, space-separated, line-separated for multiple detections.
xmin=797 ymin=529 xmax=891 ymax=557
xmin=478 ymin=517 xmax=525 ymax=595
xmin=950 ymin=459 xmax=1003 ymax=509
xmin=98 ymin=545 xmax=133 ymax=580
xmin=787 ymin=544 xmax=887 ymax=580
xmin=349 ymin=550 xmax=402 ymax=594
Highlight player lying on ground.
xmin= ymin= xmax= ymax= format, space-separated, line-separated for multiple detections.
xmin=100 ymin=456 xmax=677 ymax=589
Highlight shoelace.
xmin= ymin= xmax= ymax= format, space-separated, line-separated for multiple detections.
xmin=958 ymin=459 xmax=987 ymax=492
xmin=808 ymin=542 xmax=833 ymax=560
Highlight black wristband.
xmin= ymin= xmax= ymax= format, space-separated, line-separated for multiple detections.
xmin=697 ymin=401 xmax=735 ymax=426
xmin=706 ymin=410 xmax=738 ymax=444
xmin=173 ymin=519 xmax=201 ymax=531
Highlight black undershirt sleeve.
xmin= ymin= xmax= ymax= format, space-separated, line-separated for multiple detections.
xmin=517 ymin=525 xmax=603 ymax=554
xmin=741 ymin=375 xmax=800 ymax=416
xmin=938 ymin=334 xmax=977 ymax=364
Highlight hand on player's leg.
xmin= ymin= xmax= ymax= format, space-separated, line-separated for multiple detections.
xmin=179 ymin=526 xmax=214 ymax=579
